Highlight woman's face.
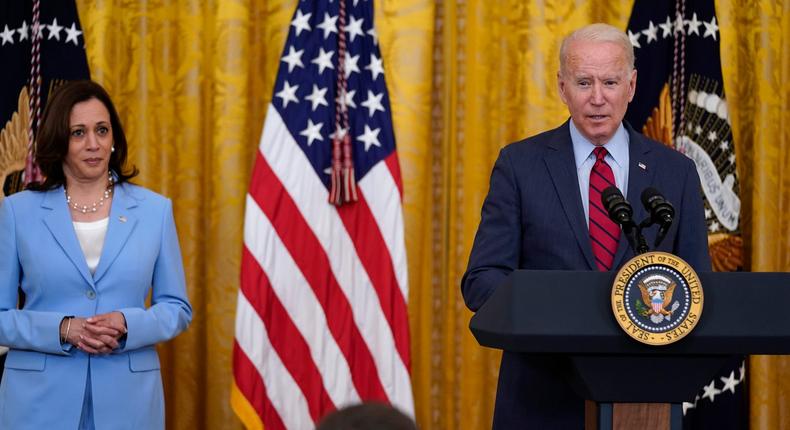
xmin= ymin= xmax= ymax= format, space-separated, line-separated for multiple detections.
xmin=63 ymin=98 xmax=114 ymax=185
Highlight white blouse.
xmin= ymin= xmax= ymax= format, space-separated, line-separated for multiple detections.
xmin=73 ymin=217 xmax=109 ymax=274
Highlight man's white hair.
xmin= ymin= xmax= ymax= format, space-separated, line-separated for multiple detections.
xmin=559 ymin=23 xmax=635 ymax=75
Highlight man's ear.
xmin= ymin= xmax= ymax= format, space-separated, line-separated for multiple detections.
xmin=558 ymin=71 xmax=567 ymax=104
xmin=628 ymin=68 xmax=638 ymax=102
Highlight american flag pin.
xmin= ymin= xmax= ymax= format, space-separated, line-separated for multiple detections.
xmin=119 ymin=216 xmax=127 ymax=223
xmin=638 ymin=162 xmax=647 ymax=170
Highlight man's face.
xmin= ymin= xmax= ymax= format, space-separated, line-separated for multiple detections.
xmin=558 ymin=40 xmax=637 ymax=146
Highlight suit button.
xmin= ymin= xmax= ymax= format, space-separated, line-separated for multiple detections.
xmin=86 ymin=290 xmax=96 ymax=300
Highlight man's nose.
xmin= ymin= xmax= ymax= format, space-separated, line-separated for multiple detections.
xmin=590 ymin=84 xmax=605 ymax=105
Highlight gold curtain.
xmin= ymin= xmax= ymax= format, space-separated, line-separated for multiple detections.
xmin=75 ymin=0 xmax=790 ymax=428
xmin=718 ymin=2 xmax=790 ymax=428
xmin=76 ymin=1 xmax=297 ymax=428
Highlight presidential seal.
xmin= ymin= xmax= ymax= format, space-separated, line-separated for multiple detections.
xmin=611 ymin=251 xmax=703 ymax=346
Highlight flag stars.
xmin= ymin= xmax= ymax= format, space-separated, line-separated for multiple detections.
xmin=275 ymin=81 xmax=299 ymax=108
xmin=729 ymin=153 xmax=736 ymax=164
xmin=305 ymin=84 xmax=328 ymax=111
xmin=685 ymin=13 xmax=702 ymax=36
xmin=704 ymin=16 xmax=719 ymax=40
xmin=316 ymin=13 xmax=338 ymax=39
xmin=291 ymin=9 xmax=312 ymax=36
xmin=344 ymin=16 xmax=365 ymax=42
xmin=361 ymin=90 xmax=385 ymax=117
xmin=300 ymin=119 xmax=324 ymax=146
xmin=330 ymin=126 xmax=348 ymax=140
xmin=627 ymin=30 xmax=641 ymax=48
xmin=366 ymin=54 xmax=384 ymax=80
xmin=709 ymin=221 xmax=721 ymax=232
xmin=47 ymin=17 xmax=64 ymax=41
xmin=720 ymin=140 xmax=729 ymax=151
xmin=357 ymin=124 xmax=381 ymax=151
xmin=64 ymin=23 xmax=82 ymax=46
xmin=344 ymin=52 xmax=360 ymax=78
xmin=0 ymin=25 xmax=14 ymax=45
xmin=701 ymin=380 xmax=722 ymax=402
xmin=673 ymin=13 xmax=685 ymax=35
xmin=281 ymin=46 xmax=305 ymax=73
xmin=659 ymin=16 xmax=673 ymax=38
xmin=695 ymin=125 xmax=703 ymax=135
xmin=642 ymin=21 xmax=658 ymax=44
xmin=17 ymin=21 xmax=29 ymax=41
xmin=312 ymin=47 xmax=335 ymax=74
xmin=705 ymin=208 xmax=712 ymax=219
xmin=367 ymin=27 xmax=379 ymax=45
xmin=31 ymin=22 xmax=42 ymax=40
xmin=634 ymin=14 xmax=718 ymax=43
xmin=337 ymin=89 xmax=357 ymax=109
xmin=708 ymin=130 xmax=717 ymax=141
xmin=720 ymin=371 xmax=739 ymax=394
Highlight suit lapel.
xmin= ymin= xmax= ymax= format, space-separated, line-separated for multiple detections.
xmin=41 ymin=187 xmax=96 ymax=288
xmin=544 ymin=122 xmax=597 ymax=270
xmin=93 ymin=183 xmax=138 ymax=283
xmin=612 ymin=124 xmax=656 ymax=268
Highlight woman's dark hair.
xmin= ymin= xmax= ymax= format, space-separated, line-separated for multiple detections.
xmin=28 ymin=80 xmax=138 ymax=190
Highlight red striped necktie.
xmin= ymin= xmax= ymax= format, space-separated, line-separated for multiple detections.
xmin=589 ymin=147 xmax=620 ymax=271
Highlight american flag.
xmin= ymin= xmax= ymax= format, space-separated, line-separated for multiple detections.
xmin=231 ymin=0 xmax=413 ymax=428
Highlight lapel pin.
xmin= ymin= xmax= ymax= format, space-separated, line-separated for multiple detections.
xmin=638 ymin=162 xmax=647 ymax=170
xmin=119 ymin=216 xmax=127 ymax=223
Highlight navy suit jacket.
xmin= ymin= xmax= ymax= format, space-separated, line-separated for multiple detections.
xmin=461 ymin=121 xmax=711 ymax=428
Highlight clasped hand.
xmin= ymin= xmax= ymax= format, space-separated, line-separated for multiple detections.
xmin=61 ymin=311 xmax=128 ymax=354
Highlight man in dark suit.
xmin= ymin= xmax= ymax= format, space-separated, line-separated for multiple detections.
xmin=461 ymin=23 xmax=711 ymax=428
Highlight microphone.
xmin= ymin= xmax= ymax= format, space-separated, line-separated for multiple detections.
xmin=641 ymin=187 xmax=675 ymax=247
xmin=601 ymin=186 xmax=641 ymax=253
xmin=601 ymin=186 xmax=633 ymax=225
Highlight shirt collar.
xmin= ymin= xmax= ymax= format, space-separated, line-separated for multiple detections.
xmin=569 ymin=120 xmax=629 ymax=169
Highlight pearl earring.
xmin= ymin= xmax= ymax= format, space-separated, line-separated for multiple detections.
xmin=111 ymin=146 xmax=115 ymax=152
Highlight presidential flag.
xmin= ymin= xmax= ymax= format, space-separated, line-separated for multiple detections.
xmin=0 ymin=0 xmax=90 ymax=380
xmin=231 ymin=0 xmax=413 ymax=428
xmin=625 ymin=1 xmax=747 ymax=428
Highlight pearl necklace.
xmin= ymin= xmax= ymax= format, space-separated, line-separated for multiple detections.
xmin=65 ymin=174 xmax=115 ymax=214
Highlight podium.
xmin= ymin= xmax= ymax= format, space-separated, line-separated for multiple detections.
xmin=469 ymin=270 xmax=790 ymax=429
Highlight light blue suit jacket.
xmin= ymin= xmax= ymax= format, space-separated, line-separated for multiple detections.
xmin=0 ymin=183 xmax=192 ymax=429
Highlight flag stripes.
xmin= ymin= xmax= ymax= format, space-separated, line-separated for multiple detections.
xmin=335 ymin=191 xmax=410 ymax=366
xmin=240 ymin=247 xmax=340 ymax=416
xmin=247 ymin=146 xmax=387 ymax=402
xmin=234 ymin=294 xmax=312 ymax=429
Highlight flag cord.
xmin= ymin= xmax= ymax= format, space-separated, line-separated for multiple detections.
xmin=671 ymin=0 xmax=687 ymax=147
xmin=329 ymin=0 xmax=358 ymax=205
xmin=25 ymin=0 xmax=43 ymax=185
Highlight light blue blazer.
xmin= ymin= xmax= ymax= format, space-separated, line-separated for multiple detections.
xmin=0 ymin=183 xmax=192 ymax=429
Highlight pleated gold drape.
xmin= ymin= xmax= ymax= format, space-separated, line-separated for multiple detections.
xmin=76 ymin=1 xmax=296 ymax=428
xmin=75 ymin=0 xmax=790 ymax=428
xmin=718 ymin=2 xmax=790 ymax=428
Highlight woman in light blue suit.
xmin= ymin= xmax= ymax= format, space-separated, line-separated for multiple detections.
xmin=0 ymin=81 xmax=192 ymax=429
